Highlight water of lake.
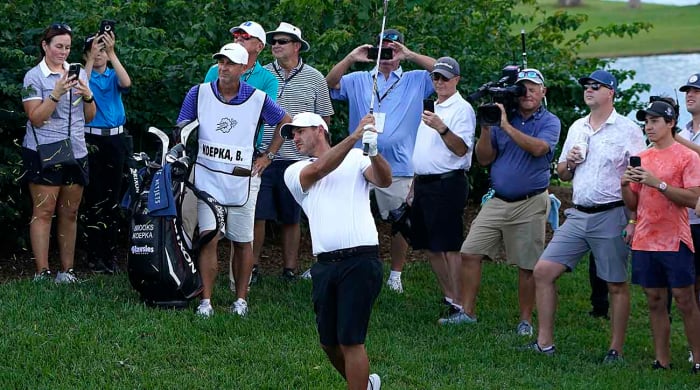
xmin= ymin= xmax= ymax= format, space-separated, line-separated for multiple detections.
xmin=610 ymin=53 xmax=700 ymax=127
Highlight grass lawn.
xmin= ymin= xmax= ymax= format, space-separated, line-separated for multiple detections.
xmin=1 ymin=260 xmax=698 ymax=389
xmin=516 ymin=0 xmax=700 ymax=57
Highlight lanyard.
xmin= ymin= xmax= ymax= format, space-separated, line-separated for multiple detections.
xmin=373 ymin=73 xmax=401 ymax=107
xmin=273 ymin=61 xmax=305 ymax=99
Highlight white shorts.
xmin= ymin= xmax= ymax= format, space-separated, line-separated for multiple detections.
xmin=198 ymin=176 xmax=261 ymax=242
xmin=372 ymin=176 xmax=412 ymax=220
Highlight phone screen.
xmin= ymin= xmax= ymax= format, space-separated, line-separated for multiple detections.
xmin=423 ymin=99 xmax=434 ymax=113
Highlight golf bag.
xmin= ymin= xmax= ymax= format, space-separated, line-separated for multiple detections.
xmin=123 ymin=123 xmax=224 ymax=308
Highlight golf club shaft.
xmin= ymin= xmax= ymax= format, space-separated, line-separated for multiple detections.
xmin=365 ymin=0 xmax=390 ymax=156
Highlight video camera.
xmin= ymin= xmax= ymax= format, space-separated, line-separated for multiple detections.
xmin=467 ymin=65 xmax=525 ymax=126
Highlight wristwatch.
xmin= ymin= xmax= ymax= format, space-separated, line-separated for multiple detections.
xmin=657 ymin=181 xmax=668 ymax=192
xmin=266 ymin=152 xmax=276 ymax=161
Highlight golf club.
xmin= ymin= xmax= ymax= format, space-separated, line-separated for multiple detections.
xmin=148 ymin=126 xmax=170 ymax=166
xmin=364 ymin=0 xmax=390 ymax=156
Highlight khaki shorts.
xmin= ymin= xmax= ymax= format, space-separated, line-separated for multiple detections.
xmin=198 ymin=176 xmax=261 ymax=242
xmin=461 ymin=191 xmax=549 ymax=270
xmin=372 ymin=176 xmax=412 ymax=220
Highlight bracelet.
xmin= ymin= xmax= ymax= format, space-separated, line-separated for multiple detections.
xmin=439 ymin=127 xmax=449 ymax=136
xmin=48 ymin=94 xmax=60 ymax=103
xmin=83 ymin=95 xmax=94 ymax=103
xmin=628 ymin=219 xmax=637 ymax=225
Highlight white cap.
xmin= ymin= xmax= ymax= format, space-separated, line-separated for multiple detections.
xmin=266 ymin=22 xmax=310 ymax=52
xmin=212 ymin=43 xmax=248 ymax=65
xmin=280 ymin=112 xmax=326 ymax=139
xmin=230 ymin=21 xmax=266 ymax=46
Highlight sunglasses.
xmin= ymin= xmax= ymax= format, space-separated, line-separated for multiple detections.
xmin=50 ymin=23 xmax=72 ymax=32
xmin=582 ymin=83 xmax=610 ymax=91
xmin=431 ymin=73 xmax=453 ymax=82
xmin=382 ymin=33 xmax=401 ymax=42
xmin=518 ymin=70 xmax=543 ymax=82
xmin=232 ymin=31 xmax=254 ymax=41
xmin=270 ymin=38 xmax=296 ymax=46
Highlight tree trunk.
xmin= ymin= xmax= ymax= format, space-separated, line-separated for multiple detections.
xmin=629 ymin=0 xmax=641 ymax=8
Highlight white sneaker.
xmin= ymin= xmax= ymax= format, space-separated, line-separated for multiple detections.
xmin=301 ymin=268 xmax=312 ymax=280
xmin=196 ymin=302 xmax=214 ymax=318
xmin=231 ymin=298 xmax=248 ymax=316
xmin=386 ymin=277 xmax=403 ymax=293
xmin=516 ymin=320 xmax=534 ymax=336
xmin=367 ymin=373 xmax=381 ymax=390
xmin=55 ymin=269 xmax=79 ymax=284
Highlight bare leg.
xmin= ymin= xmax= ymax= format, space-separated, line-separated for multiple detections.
xmin=445 ymin=251 xmax=462 ymax=300
xmin=339 ymin=344 xmax=370 ymax=390
xmin=321 ymin=344 xmax=346 ymax=379
xmin=55 ymin=184 xmax=83 ymax=271
xmin=459 ymin=253 xmax=483 ymax=316
xmin=232 ymin=241 xmax=253 ymax=300
xmin=199 ymin=232 xmax=221 ymax=300
xmin=252 ymin=220 xmax=266 ymax=266
xmin=390 ymin=233 xmax=408 ymax=272
xmin=533 ymin=259 xmax=567 ymax=347
xmin=518 ymin=268 xmax=535 ymax=323
xmin=645 ymin=287 xmax=671 ymax=366
xmin=282 ymin=223 xmax=300 ymax=271
xmin=28 ymin=184 xmax=59 ymax=272
xmin=671 ymin=286 xmax=700 ymax=364
xmin=607 ymin=281 xmax=630 ymax=353
xmin=428 ymin=251 xmax=454 ymax=299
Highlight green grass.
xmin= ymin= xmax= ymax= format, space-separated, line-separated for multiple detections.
xmin=516 ymin=0 xmax=700 ymax=57
xmin=1 ymin=260 xmax=698 ymax=389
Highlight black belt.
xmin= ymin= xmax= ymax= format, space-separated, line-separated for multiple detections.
xmin=317 ymin=245 xmax=378 ymax=263
xmin=573 ymin=200 xmax=625 ymax=214
xmin=414 ymin=169 xmax=465 ymax=184
xmin=493 ymin=189 xmax=546 ymax=203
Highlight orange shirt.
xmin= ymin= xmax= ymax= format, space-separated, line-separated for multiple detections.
xmin=630 ymin=142 xmax=700 ymax=252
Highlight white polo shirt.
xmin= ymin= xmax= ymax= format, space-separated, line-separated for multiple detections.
xmin=678 ymin=120 xmax=700 ymax=224
xmin=412 ymin=91 xmax=476 ymax=175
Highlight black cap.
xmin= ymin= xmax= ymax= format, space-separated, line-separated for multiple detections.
xmin=377 ymin=29 xmax=404 ymax=44
xmin=83 ymin=35 xmax=95 ymax=54
xmin=636 ymin=101 xmax=676 ymax=122
xmin=680 ymin=73 xmax=700 ymax=92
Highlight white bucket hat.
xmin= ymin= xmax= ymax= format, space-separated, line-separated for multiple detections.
xmin=266 ymin=22 xmax=310 ymax=52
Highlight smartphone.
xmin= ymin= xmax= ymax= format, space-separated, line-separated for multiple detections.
xmin=629 ymin=156 xmax=641 ymax=167
xmin=99 ymin=19 xmax=116 ymax=36
xmin=367 ymin=47 xmax=393 ymax=60
xmin=68 ymin=63 xmax=81 ymax=80
xmin=423 ymin=99 xmax=434 ymax=113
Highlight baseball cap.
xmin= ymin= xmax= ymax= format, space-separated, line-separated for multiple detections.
xmin=516 ymin=68 xmax=545 ymax=85
xmin=266 ymin=22 xmax=310 ymax=52
xmin=635 ymin=100 xmax=676 ymax=122
xmin=680 ymin=73 xmax=700 ymax=92
xmin=280 ymin=112 xmax=327 ymax=139
xmin=378 ymin=29 xmax=404 ymax=44
xmin=230 ymin=21 xmax=266 ymax=46
xmin=212 ymin=43 xmax=248 ymax=65
xmin=578 ymin=70 xmax=617 ymax=91
xmin=432 ymin=57 xmax=460 ymax=78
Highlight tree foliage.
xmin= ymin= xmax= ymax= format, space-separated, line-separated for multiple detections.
xmin=0 ymin=0 xmax=651 ymax=253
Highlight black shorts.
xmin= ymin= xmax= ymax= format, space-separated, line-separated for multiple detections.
xmin=311 ymin=246 xmax=383 ymax=346
xmin=691 ymin=224 xmax=700 ymax=277
xmin=21 ymin=147 xmax=89 ymax=187
xmin=255 ymin=160 xmax=302 ymax=224
xmin=410 ymin=171 xmax=468 ymax=251
xmin=632 ymin=243 xmax=696 ymax=288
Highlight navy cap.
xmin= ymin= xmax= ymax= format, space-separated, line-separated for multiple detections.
xmin=680 ymin=73 xmax=700 ymax=92
xmin=636 ymin=100 xmax=676 ymax=122
xmin=578 ymin=70 xmax=617 ymax=92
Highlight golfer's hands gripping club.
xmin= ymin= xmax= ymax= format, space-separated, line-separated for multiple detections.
xmin=362 ymin=125 xmax=379 ymax=157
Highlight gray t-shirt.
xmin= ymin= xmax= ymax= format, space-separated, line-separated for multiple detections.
xmin=22 ymin=59 xmax=88 ymax=158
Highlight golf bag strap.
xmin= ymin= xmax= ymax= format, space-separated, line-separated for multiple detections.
xmin=184 ymin=180 xmax=225 ymax=246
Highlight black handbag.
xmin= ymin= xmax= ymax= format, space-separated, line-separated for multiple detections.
xmin=31 ymin=90 xmax=78 ymax=169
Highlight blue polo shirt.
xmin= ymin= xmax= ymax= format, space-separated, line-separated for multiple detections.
xmin=86 ymin=67 xmax=129 ymax=128
xmin=330 ymin=67 xmax=434 ymax=177
xmin=204 ymin=61 xmax=278 ymax=148
xmin=489 ymin=105 xmax=561 ymax=199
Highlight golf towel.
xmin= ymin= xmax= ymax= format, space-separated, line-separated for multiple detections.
xmin=148 ymin=163 xmax=177 ymax=217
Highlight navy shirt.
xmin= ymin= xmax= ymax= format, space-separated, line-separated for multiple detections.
xmin=489 ymin=106 xmax=561 ymax=199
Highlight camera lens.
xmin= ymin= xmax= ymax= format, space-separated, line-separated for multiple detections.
xmin=477 ymin=104 xmax=501 ymax=126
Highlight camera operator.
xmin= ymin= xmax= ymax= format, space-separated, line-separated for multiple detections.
xmin=409 ymin=57 xmax=475 ymax=313
xmin=326 ymin=28 xmax=436 ymax=293
xmin=440 ymin=69 xmax=560 ymax=335
xmin=533 ymin=70 xmax=645 ymax=361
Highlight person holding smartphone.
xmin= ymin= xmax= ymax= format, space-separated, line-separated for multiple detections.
xmin=409 ymin=57 xmax=475 ymax=314
xmin=21 ymin=23 xmax=95 ymax=283
xmin=81 ymin=27 xmax=132 ymax=274
xmin=622 ymin=100 xmax=700 ymax=373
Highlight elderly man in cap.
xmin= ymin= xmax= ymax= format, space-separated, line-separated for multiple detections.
xmin=177 ymin=43 xmax=291 ymax=317
xmin=203 ymin=21 xmax=279 ymax=294
xmin=440 ymin=68 xmax=560 ymax=334
xmin=251 ymin=22 xmax=334 ymax=282
xmin=622 ymin=99 xmax=700 ymax=373
xmin=678 ymin=73 xmax=700 ymax=322
xmin=282 ymin=112 xmax=391 ymax=390
xmin=409 ymin=57 xmax=475 ymax=311
xmin=531 ymin=70 xmax=644 ymax=361
xmin=326 ymin=28 xmax=436 ymax=294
